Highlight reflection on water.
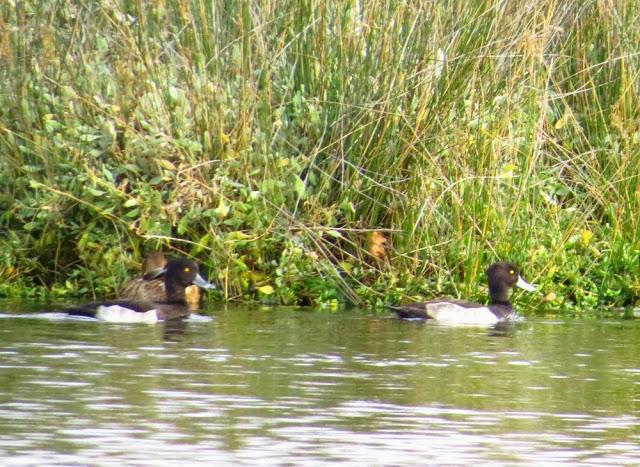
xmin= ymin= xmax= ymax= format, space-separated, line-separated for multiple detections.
xmin=0 ymin=301 xmax=638 ymax=465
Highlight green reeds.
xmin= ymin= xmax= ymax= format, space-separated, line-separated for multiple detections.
xmin=0 ymin=0 xmax=638 ymax=312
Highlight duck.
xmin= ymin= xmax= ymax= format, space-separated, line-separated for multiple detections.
xmin=65 ymin=257 xmax=215 ymax=322
xmin=387 ymin=262 xmax=536 ymax=325
xmin=120 ymin=251 xmax=203 ymax=309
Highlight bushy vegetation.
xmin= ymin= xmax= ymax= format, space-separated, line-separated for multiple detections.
xmin=1 ymin=0 xmax=639 ymax=314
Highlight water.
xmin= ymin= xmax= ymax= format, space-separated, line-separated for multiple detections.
xmin=0 ymin=300 xmax=639 ymax=466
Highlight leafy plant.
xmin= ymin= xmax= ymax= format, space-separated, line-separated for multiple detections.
xmin=0 ymin=1 xmax=639 ymax=314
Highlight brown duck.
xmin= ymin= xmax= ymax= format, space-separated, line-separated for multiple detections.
xmin=65 ymin=257 xmax=215 ymax=322
xmin=120 ymin=251 xmax=205 ymax=309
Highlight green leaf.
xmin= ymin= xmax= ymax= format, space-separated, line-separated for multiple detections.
xmin=213 ymin=199 xmax=230 ymax=218
xmin=293 ymin=176 xmax=306 ymax=199
xmin=157 ymin=159 xmax=176 ymax=170
xmin=338 ymin=261 xmax=353 ymax=274
xmin=168 ymin=85 xmax=180 ymax=104
xmin=227 ymin=231 xmax=251 ymax=241
xmin=177 ymin=216 xmax=189 ymax=235
xmin=125 ymin=208 xmax=140 ymax=218
xmin=87 ymin=188 xmax=106 ymax=197
xmin=257 ymin=285 xmax=274 ymax=295
xmin=193 ymin=233 xmax=211 ymax=255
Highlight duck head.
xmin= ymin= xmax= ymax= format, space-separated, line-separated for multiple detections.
xmin=486 ymin=261 xmax=535 ymax=303
xmin=164 ymin=257 xmax=215 ymax=290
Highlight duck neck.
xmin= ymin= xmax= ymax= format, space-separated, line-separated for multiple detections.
xmin=488 ymin=286 xmax=510 ymax=306
xmin=164 ymin=280 xmax=186 ymax=304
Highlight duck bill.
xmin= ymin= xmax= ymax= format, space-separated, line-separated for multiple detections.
xmin=192 ymin=273 xmax=215 ymax=289
xmin=516 ymin=275 xmax=536 ymax=292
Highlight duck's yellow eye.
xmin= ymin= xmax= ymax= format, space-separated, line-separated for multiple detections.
xmin=509 ymin=269 xmax=515 ymax=275
xmin=184 ymin=267 xmax=190 ymax=272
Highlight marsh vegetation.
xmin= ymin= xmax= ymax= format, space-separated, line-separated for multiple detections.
xmin=1 ymin=1 xmax=638 ymax=313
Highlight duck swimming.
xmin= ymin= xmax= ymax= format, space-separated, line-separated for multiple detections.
xmin=65 ymin=257 xmax=215 ymax=322
xmin=387 ymin=262 xmax=536 ymax=325
xmin=120 ymin=251 xmax=203 ymax=309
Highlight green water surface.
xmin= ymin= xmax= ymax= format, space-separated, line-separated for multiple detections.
xmin=0 ymin=301 xmax=638 ymax=465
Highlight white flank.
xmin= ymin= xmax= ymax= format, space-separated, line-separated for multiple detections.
xmin=426 ymin=302 xmax=498 ymax=325
xmin=96 ymin=305 xmax=158 ymax=323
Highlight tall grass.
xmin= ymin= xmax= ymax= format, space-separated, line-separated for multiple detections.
xmin=0 ymin=0 xmax=638 ymax=312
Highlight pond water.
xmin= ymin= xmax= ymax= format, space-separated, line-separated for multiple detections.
xmin=0 ymin=300 xmax=639 ymax=466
